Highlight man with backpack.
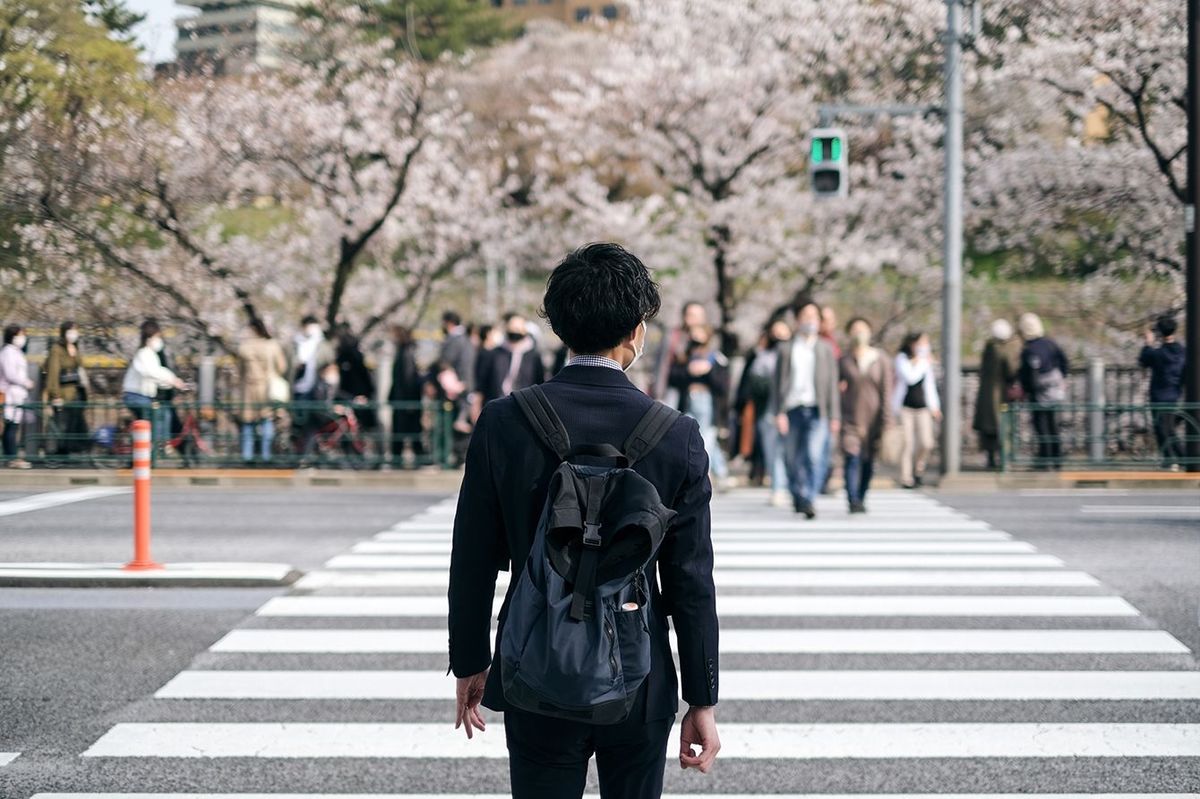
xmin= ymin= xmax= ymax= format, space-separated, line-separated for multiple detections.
xmin=448 ymin=242 xmax=721 ymax=798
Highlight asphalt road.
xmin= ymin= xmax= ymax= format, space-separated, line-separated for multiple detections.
xmin=0 ymin=484 xmax=1196 ymax=798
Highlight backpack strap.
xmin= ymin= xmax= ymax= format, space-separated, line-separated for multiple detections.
xmin=569 ymin=473 xmax=606 ymax=622
xmin=622 ymin=401 xmax=682 ymax=465
xmin=513 ymin=385 xmax=571 ymax=461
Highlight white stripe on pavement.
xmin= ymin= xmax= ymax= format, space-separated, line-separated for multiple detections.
xmin=256 ymin=594 xmax=1139 ymax=618
xmin=209 ymin=628 xmax=1190 ymax=654
xmin=0 ymin=752 xmax=19 ymax=766
xmin=353 ymin=540 xmax=1037 ymax=555
xmin=376 ymin=530 xmax=1017 ymax=543
xmin=0 ymin=487 xmax=129 ymax=518
xmin=325 ymin=553 xmax=1065 ymax=569
xmin=82 ymin=722 xmax=1200 ymax=759
xmin=156 ymin=669 xmax=1200 ymax=701
xmin=293 ymin=568 xmax=1102 ymax=590
xmin=390 ymin=519 xmax=993 ymax=533
xmin=32 ymin=795 xmax=1200 ymax=799
xmin=1081 ymin=506 xmax=1200 ymax=515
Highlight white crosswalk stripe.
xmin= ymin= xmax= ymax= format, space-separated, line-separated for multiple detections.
xmin=75 ymin=489 xmax=1198 ymax=796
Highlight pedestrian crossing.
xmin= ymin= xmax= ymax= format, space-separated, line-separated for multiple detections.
xmin=65 ymin=489 xmax=1200 ymax=796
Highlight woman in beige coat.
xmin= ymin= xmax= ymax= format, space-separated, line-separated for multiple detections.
xmin=839 ymin=317 xmax=893 ymax=513
xmin=238 ymin=319 xmax=287 ymax=464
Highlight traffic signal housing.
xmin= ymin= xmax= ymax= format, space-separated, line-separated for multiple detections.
xmin=810 ymin=127 xmax=848 ymax=198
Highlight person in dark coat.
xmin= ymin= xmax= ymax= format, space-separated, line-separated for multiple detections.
xmin=44 ymin=321 xmax=90 ymax=455
xmin=448 ymin=243 xmax=721 ymax=797
xmin=474 ymin=312 xmax=545 ymax=405
xmin=1139 ymin=315 xmax=1187 ymax=468
xmin=839 ymin=317 xmax=892 ymax=513
xmin=973 ymin=318 xmax=1021 ymax=470
xmin=388 ymin=324 xmax=424 ymax=464
xmin=1018 ymin=313 xmax=1069 ymax=469
xmin=334 ymin=324 xmax=377 ymax=431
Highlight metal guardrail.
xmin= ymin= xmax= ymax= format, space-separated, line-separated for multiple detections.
xmin=999 ymin=402 xmax=1200 ymax=471
xmin=8 ymin=399 xmax=459 ymax=470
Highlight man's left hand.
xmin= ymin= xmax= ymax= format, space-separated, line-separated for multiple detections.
xmin=455 ymin=668 xmax=489 ymax=739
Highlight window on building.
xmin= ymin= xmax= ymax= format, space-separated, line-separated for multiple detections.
xmin=575 ymin=6 xmax=591 ymax=21
xmin=601 ymin=3 xmax=617 ymax=18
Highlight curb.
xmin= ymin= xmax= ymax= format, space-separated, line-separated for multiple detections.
xmin=0 ymin=562 xmax=302 ymax=588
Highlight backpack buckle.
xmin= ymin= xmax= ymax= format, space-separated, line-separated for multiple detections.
xmin=583 ymin=522 xmax=602 ymax=548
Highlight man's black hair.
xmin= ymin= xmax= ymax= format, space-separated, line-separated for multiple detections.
xmin=3 ymin=324 xmax=22 ymax=345
xmin=1155 ymin=315 xmax=1178 ymax=338
xmin=540 ymin=242 xmax=661 ymax=355
xmin=442 ymin=310 xmax=462 ymax=327
xmin=792 ymin=295 xmax=821 ymax=316
xmin=300 ymin=314 xmax=319 ymax=327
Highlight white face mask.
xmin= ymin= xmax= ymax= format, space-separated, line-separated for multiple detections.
xmin=306 ymin=324 xmax=322 ymax=338
xmin=65 ymin=329 xmax=80 ymax=344
xmin=624 ymin=321 xmax=647 ymax=372
xmin=11 ymin=335 xmax=26 ymax=349
xmin=323 ymin=373 xmax=340 ymax=387
xmin=149 ymin=336 xmax=165 ymax=353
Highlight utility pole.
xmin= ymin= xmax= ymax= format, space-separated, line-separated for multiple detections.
xmin=941 ymin=0 xmax=965 ymax=478
xmin=1187 ymin=0 xmax=1200 ymax=471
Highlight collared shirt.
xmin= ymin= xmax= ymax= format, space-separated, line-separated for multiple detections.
xmin=566 ymin=354 xmax=623 ymax=371
xmin=784 ymin=336 xmax=818 ymax=409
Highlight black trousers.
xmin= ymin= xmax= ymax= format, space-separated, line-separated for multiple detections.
xmin=1031 ymin=408 xmax=1061 ymax=467
xmin=1153 ymin=408 xmax=1185 ymax=465
xmin=504 ymin=684 xmax=675 ymax=799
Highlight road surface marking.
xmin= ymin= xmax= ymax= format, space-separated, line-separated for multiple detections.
xmin=1080 ymin=505 xmax=1200 ymax=515
xmin=325 ymin=553 xmax=1065 ymax=570
xmin=0 ymin=487 xmax=129 ymax=518
xmin=209 ymin=628 xmax=1189 ymax=654
xmin=33 ymin=795 xmax=1200 ymax=799
xmin=353 ymin=540 xmax=1037 ymax=555
xmin=82 ymin=722 xmax=1200 ymax=758
xmin=293 ymin=568 xmax=1102 ymax=590
xmin=0 ymin=752 xmax=18 ymax=766
xmin=257 ymin=594 xmax=1138 ymax=618
xmin=156 ymin=669 xmax=1200 ymax=701
xmin=375 ymin=530 xmax=1016 ymax=542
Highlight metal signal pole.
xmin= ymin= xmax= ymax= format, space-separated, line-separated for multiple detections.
xmin=941 ymin=0 xmax=965 ymax=478
xmin=1187 ymin=0 xmax=1200 ymax=471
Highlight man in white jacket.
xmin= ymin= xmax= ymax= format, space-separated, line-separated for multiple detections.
xmin=122 ymin=320 xmax=185 ymax=444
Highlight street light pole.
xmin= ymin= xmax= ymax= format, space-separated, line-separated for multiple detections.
xmin=941 ymin=0 xmax=965 ymax=478
xmin=1187 ymin=0 xmax=1200 ymax=471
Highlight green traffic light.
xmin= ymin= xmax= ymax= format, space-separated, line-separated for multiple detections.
xmin=811 ymin=138 xmax=824 ymax=163
xmin=830 ymin=137 xmax=842 ymax=162
xmin=811 ymin=136 xmax=844 ymax=164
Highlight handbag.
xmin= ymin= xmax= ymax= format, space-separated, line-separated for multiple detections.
xmin=268 ymin=373 xmax=291 ymax=404
xmin=58 ymin=369 xmax=81 ymax=385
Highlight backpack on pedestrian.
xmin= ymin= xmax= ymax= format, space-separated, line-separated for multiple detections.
xmin=500 ymin=384 xmax=680 ymax=724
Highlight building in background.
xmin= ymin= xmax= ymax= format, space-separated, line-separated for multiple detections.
xmin=175 ymin=0 xmax=302 ymax=74
xmin=488 ymin=0 xmax=622 ymax=24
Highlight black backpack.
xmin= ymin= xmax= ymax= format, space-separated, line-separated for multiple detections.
xmin=500 ymin=384 xmax=680 ymax=724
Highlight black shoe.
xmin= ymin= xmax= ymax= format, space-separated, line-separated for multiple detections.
xmin=900 ymin=482 xmax=916 ymax=490
xmin=849 ymin=501 xmax=866 ymax=514
xmin=801 ymin=500 xmax=817 ymax=520
xmin=913 ymin=475 xmax=924 ymax=488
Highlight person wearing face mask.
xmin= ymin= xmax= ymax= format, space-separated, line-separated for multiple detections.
xmin=44 ymin=321 xmax=91 ymax=456
xmin=0 ymin=325 xmax=35 ymax=468
xmin=839 ymin=318 xmax=893 ymax=513
xmin=122 ymin=320 xmax=186 ymax=445
xmin=474 ymin=312 xmax=546 ymax=406
xmin=771 ymin=298 xmax=841 ymax=519
xmin=734 ymin=313 xmax=792 ymax=505
xmin=293 ymin=315 xmax=333 ymax=402
xmin=449 ymin=243 xmax=721 ymax=797
xmin=892 ymin=332 xmax=942 ymax=488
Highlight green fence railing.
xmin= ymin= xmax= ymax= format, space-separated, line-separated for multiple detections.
xmin=1000 ymin=402 xmax=1200 ymax=471
xmin=8 ymin=399 xmax=459 ymax=470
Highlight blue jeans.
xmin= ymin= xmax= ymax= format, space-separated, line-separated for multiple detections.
xmin=685 ymin=390 xmax=728 ymax=479
xmin=241 ymin=418 xmax=275 ymax=462
xmin=757 ymin=413 xmax=788 ymax=492
xmin=844 ymin=451 xmax=875 ymax=505
xmin=123 ymin=392 xmax=169 ymax=446
xmin=783 ymin=405 xmax=829 ymax=504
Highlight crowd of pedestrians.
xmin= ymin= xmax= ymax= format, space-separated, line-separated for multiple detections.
xmin=0 ymin=302 xmax=1189 ymax=472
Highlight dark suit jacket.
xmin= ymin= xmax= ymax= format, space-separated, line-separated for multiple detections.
xmin=447 ymin=364 xmax=719 ymax=722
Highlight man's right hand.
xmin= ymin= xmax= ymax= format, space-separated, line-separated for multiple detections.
xmin=775 ymin=412 xmax=788 ymax=436
xmin=679 ymin=705 xmax=720 ymax=773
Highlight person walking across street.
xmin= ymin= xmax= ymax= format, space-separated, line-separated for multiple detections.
xmin=448 ymin=242 xmax=720 ymax=799
xmin=974 ymin=318 xmax=1021 ymax=470
xmin=839 ymin=318 xmax=892 ymax=513
xmin=1018 ymin=312 xmax=1068 ymax=469
xmin=1139 ymin=315 xmax=1187 ymax=469
xmin=737 ymin=315 xmax=792 ymax=507
xmin=892 ymin=332 xmax=941 ymax=489
xmin=773 ymin=298 xmax=840 ymax=518
xmin=652 ymin=300 xmax=707 ymax=405
xmin=439 ymin=310 xmax=476 ymax=464
xmin=44 ymin=321 xmax=90 ymax=456
xmin=122 ymin=320 xmax=185 ymax=447
xmin=0 ymin=325 xmax=34 ymax=468
xmin=475 ymin=312 xmax=545 ymax=406
xmin=237 ymin=318 xmax=288 ymax=465
xmin=673 ymin=324 xmax=731 ymax=487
